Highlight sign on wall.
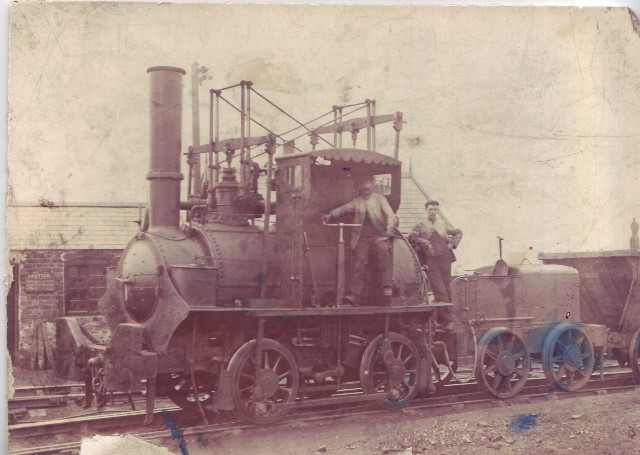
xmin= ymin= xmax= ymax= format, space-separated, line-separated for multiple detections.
xmin=25 ymin=273 xmax=56 ymax=293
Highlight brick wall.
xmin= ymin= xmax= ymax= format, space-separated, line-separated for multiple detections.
xmin=12 ymin=249 xmax=119 ymax=367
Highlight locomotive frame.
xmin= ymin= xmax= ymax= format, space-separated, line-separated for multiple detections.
xmin=55 ymin=65 xmax=628 ymax=426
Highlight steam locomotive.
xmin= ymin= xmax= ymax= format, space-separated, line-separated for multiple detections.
xmin=56 ymin=66 xmax=621 ymax=426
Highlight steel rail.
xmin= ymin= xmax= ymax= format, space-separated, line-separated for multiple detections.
xmin=9 ymin=374 xmax=638 ymax=455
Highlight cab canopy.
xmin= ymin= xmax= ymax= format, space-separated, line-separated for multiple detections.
xmin=275 ymin=148 xmax=402 ymax=306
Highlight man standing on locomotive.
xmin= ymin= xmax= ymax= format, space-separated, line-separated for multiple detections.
xmin=323 ymin=179 xmax=398 ymax=306
xmin=408 ymin=200 xmax=462 ymax=330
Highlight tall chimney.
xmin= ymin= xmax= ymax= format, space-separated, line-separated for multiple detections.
xmin=146 ymin=66 xmax=185 ymax=235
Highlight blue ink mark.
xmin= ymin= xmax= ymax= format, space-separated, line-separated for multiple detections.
xmin=256 ymin=272 xmax=266 ymax=285
xmin=507 ymin=413 xmax=538 ymax=433
xmin=162 ymin=409 xmax=189 ymax=455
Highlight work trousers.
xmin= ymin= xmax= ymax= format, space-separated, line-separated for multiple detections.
xmin=424 ymin=254 xmax=454 ymax=324
xmin=349 ymin=226 xmax=392 ymax=303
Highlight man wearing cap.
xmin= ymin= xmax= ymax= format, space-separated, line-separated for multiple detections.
xmin=323 ymin=179 xmax=398 ymax=306
xmin=408 ymin=200 xmax=462 ymax=330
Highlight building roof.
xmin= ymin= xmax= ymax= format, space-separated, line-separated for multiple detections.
xmin=7 ymin=171 xmax=432 ymax=250
xmin=7 ymin=204 xmax=145 ymax=250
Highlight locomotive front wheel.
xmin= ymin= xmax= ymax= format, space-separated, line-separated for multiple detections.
xmin=476 ymin=328 xmax=530 ymax=399
xmin=166 ymin=371 xmax=216 ymax=410
xmin=630 ymin=328 xmax=640 ymax=380
xmin=228 ymin=339 xmax=299 ymax=425
xmin=359 ymin=332 xmax=420 ymax=409
xmin=542 ymin=323 xmax=595 ymax=392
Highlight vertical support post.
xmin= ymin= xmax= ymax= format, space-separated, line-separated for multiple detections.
xmin=207 ymin=89 xmax=215 ymax=206
xmin=260 ymin=134 xmax=276 ymax=299
xmin=332 ymin=105 xmax=338 ymax=148
xmin=191 ymin=62 xmax=202 ymax=196
xmin=240 ymin=81 xmax=246 ymax=185
xmin=371 ymin=100 xmax=377 ymax=152
xmin=338 ymin=107 xmax=343 ymax=148
xmin=366 ymin=99 xmax=371 ymax=151
xmin=393 ymin=111 xmax=403 ymax=160
xmin=336 ymin=224 xmax=346 ymax=306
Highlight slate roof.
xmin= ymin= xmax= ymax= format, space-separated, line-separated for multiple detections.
xmin=7 ymin=171 xmax=430 ymax=250
xmin=7 ymin=204 xmax=145 ymax=250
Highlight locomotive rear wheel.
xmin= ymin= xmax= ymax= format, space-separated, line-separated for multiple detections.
xmin=359 ymin=332 xmax=420 ymax=409
xmin=166 ymin=371 xmax=216 ymax=410
xmin=476 ymin=328 xmax=530 ymax=399
xmin=228 ymin=339 xmax=299 ymax=425
xmin=542 ymin=323 xmax=595 ymax=392
xmin=630 ymin=328 xmax=640 ymax=380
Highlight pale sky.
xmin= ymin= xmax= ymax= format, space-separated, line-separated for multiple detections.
xmin=7 ymin=3 xmax=640 ymax=270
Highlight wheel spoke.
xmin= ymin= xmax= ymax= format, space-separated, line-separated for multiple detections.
xmin=557 ymin=364 xmax=566 ymax=379
xmin=396 ymin=343 xmax=404 ymax=359
xmin=485 ymin=364 xmax=497 ymax=375
xmin=506 ymin=335 xmax=515 ymax=353
xmin=491 ymin=372 xmax=502 ymax=390
xmin=278 ymin=370 xmax=292 ymax=380
xmin=272 ymin=354 xmax=283 ymax=371
xmin=512 ymin=351 xmax=526 ymax=361
xmin=403 ymin=353 xmax=414 ymax=365
xmin=485 ymin=349 xmax=498 ymax=361
xmin=497 ymin=334 xmax=505 ymax=352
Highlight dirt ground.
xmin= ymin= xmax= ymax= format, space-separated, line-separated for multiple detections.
xmin=175 ymin=388 xmax=640 ymax=455
xmin=12 ymin=365 xmax=639 ymax=455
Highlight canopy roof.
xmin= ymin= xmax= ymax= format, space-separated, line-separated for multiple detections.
xmin=276 ymin=148 xmax=401 ymax=167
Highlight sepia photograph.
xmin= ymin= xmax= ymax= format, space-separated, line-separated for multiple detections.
xmin=5 ymin=2 xmax=640 ymax=454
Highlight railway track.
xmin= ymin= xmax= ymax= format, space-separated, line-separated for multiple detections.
xmin=9 ymin=384 xmax=146 ymax=413
xmin=9 ymin=369 xmax=639 ymax=455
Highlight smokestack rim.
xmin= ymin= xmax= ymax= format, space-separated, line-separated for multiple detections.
xmin=147 ymin=66 xmax=186 ymax=75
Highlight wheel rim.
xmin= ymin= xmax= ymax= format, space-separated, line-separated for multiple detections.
xmin=476 ymin=329 xmax=530 ymax=399
xmin=542 ymin=324 xmax=594 ymax=392
xmin=630 ymin=328 xmax=640 ymax=380
xmin=229 ymin=339 xmax=299 ymax=425
xmin=360 ymin=332 xmax=420 ymax=409
xmin=167 ymin=371 xmax=216 ymax=409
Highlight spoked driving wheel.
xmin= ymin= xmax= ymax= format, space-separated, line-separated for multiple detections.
xmin=167 ymin=371 xmax=217 ymax=410
xmin=542 ymin=323 xmax=595 ymax=391
xmin=228 ymin=339 xmax=299 ymax=425
xmin=476 ymin=328 xmax=530 ymax=398
xmin=630 ymin=328 xmax=640 ymax=380
xmin=359 ymin=332 xmax=420 ymax=409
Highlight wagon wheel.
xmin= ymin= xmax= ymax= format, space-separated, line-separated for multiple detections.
xmin=228 ymin=339 xmax=299 ymax=425
xmin=475 ymin=328 xmax=530 ymax=399
xmin=167 ymin=371 xmax=217 ymax=410
xmin=542 ymin=323 xmax=595 ymax=392
xmin=360 ymin=332 xmax=420 ymax=409
xmin=630 ymin=328 xmax=640 ymax=380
